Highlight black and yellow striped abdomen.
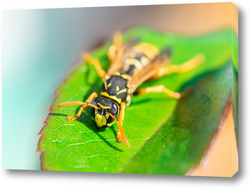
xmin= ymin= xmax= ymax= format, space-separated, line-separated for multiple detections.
xmin=120 ymin=43 xmax=159 ymax=77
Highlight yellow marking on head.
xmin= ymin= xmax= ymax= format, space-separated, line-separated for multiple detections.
xmin=108 ymin=83 xmax=112 ymax=87
xmin=101 ymin=92 xmax=122 ymax=104
xmin=116 ymin=86 xmax=120 ymax=91
xmin=117 ymin=88 xmax=127 ymax=95
xmin=121 ymin=74 xmax=130 ymax=80
xmin=115 ymin=72 xmax=121 ymax=76
xmin=107 ymin=121 xmax=115 ymax=127
xmin=95 ymin=114 xmax=107 ymax=127
xmin=97 ymin=103 xmax=110 ymax=109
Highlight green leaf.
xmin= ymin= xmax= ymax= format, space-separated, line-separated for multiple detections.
xmin=38 ymin=27 xmax=237 ymax=174
xmin=122 ymin=63 xmax=232 ymax=175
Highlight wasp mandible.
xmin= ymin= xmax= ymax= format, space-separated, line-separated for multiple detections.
xmin=58 ymin=32 xmax=205 ymax=148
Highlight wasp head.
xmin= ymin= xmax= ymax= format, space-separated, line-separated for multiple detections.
xmin=90 ymin=96 xmax=119 ymax=129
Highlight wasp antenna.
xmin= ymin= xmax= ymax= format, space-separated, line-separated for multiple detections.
xmin=87 ymin=103 xmax=99 ymax=110
xmin=58 ymin=101 xmax=85 ymax=107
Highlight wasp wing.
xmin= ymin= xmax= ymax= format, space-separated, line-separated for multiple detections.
xmin=128 ymin=47 xmax=172 ymax=93
xmin=106 ymin=39 xmax=139 ymax=77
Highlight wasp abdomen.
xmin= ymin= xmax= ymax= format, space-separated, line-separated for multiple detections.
xmin=120 ymin=43 xmax=159 ymax=77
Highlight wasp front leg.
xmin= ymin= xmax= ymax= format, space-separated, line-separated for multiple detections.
xmin=83 ymin=53 xmax=106 ymax=79
xmin=107 ymin=32 xmax=122 ymax=61
xmin=58 ymin=92 xmax=98 ymax=121
xmin=116 ymin=102 xmax=126 ymax=143
xmin=151 ymin=53 xmax=205 ymax=80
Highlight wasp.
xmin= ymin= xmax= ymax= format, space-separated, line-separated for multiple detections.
xmin=58 ymin=32 xmax=204 ymax=148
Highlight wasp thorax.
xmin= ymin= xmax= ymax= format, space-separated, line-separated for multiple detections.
xmin=91 ymin=96 xmax=119 ymax=128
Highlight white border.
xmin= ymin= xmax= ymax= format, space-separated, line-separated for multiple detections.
xmin=1 ymin=0 xmax=249 ymax=188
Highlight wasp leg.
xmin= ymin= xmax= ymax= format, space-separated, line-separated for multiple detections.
xmin=83 ymin=53 xmax=106 ymax=79
xmin=151 ymin=53 xmax=205 ymax=80
xmin=107 ymin=32 xmax=122 ymax=61
xmin=136 ymin=85 xmax=188 ymax=99
xmin=116 ymin=102 xmax=126 ymax=143
xmin=58 ymin=92 xmax=98 ymax=121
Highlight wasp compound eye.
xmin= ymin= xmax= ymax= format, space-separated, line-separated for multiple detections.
xmin=110 ymin=102 xmax=118 ymax=115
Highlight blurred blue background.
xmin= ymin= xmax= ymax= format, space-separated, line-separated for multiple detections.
xmin=2 ymin=4 xmax=233 ymax=170
xmin=2 ymin=6 xmax=175 ymax=170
